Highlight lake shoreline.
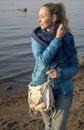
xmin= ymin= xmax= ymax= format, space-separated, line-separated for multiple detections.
xmin=0 ymin=56 xmax=84 ymax=130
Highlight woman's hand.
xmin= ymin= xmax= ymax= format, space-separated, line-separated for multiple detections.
xmin=56 ymin=24 xmax=65 ymax=39
xmin=46 ymin=69 xmax=61 ymax=79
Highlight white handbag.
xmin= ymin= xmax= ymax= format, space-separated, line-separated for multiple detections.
xmin=28 ymin=80 xmax=55 ymax=112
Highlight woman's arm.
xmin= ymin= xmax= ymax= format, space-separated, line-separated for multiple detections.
xmin=31 ymin=37 xmax=61 ymax=65
xmin=59 ymin=60 xmax=79 ymax=79
xmin=46 ymin=60 xmax=79 ymax=79
xmin=46 ymin=33 xmax=79 ymax=79
xmin=31 ymin=24 xmax=65 ymax=65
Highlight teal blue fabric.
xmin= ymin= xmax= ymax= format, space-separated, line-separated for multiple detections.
xmin=32 ymin=27 xmax=77 ymax=66
xmin=30 ymin=31 xmax=79 ymax=95
xmin=30 ymin=37 xmax=62 ymax=85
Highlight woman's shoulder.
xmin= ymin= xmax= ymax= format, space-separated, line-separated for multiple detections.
xmin=62 ymin=32 xmax=77 ymax=53
xmin=64 ymin=32 xmax=74 ymax=41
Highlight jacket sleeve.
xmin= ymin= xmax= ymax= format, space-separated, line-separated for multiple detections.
xmin=59 ymin=59 xmax=79 ymax=79
xmin=31 ymin=37 xmax=62 ymax=65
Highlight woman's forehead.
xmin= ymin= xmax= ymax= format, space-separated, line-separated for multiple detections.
xmin=39 ymin=6 xmax=50 ymax=15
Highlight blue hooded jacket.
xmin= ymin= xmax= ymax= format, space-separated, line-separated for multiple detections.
xmin=30 ymin=27 xmax=79 ymax=95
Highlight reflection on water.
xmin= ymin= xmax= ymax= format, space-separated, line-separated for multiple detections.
xmin=0 ymin=0 xmax=84 ymax=98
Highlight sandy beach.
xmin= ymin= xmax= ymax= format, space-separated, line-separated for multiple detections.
xmin=0 ymin=56 xmax=84 ymax=130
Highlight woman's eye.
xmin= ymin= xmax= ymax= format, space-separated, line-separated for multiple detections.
xmin=39 ymin=15 xmax=45 ymax=19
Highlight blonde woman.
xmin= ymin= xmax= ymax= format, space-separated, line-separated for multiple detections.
xmin=29 ymin=2 xmax=79 ymax=130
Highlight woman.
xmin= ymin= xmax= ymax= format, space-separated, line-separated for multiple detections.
xmin=29 ymin=2 xmax=79 ymax=130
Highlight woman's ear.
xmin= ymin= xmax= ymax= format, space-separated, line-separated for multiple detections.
xmin=52 ymin=14 xmax=57 ymax=22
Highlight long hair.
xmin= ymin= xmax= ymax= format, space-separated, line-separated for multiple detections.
xmin=42 ymin=2 xmax=71 ymax=33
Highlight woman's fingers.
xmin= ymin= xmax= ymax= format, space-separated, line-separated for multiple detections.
xmin=56 ymin=23 xmax=65 ymax=39
xmin=46 ymin=70 xmax=61 ymax=78
xmin=46 ymin=70 xmax=55 ymax=74
xmin=46 ymin=70 xmax=57 ymax=78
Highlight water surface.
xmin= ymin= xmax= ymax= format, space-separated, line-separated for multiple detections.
xmin=0 ymin=0 xmax=84 ymax=98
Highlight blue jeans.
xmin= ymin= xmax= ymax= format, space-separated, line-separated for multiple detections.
xmin=40 ymin=90 xmax=73 ymax=130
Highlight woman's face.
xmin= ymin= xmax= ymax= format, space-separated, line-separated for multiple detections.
xmin=38 ymin=6 xmax=57 ymax=31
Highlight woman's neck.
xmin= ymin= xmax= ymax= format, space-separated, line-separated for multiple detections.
xmin=46 ymin=26 xmax=55 ymax=32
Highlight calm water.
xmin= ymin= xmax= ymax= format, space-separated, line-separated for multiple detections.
xmin=0 ymin=0 xmax=84 ymax=98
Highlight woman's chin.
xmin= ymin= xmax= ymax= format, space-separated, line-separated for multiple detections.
xmin=40 ymin=27 xmax=44 ymax=29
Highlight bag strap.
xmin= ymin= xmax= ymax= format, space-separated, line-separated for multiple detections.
xmin=47 ymin=74 xmax=52 ymax=81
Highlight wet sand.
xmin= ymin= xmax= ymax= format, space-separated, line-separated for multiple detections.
xmin=0 ymin=56 xmax=84 ymax=130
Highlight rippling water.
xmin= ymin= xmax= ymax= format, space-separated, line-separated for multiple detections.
xmin=0 ymin=0 xmax=84 ymax=98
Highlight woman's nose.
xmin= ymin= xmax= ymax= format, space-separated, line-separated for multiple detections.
xmin=38 ymin=17 xmax=41 ymax=23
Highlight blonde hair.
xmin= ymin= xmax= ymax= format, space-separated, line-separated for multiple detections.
xmin=42 ymin=2 xmax=71 ymax=33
